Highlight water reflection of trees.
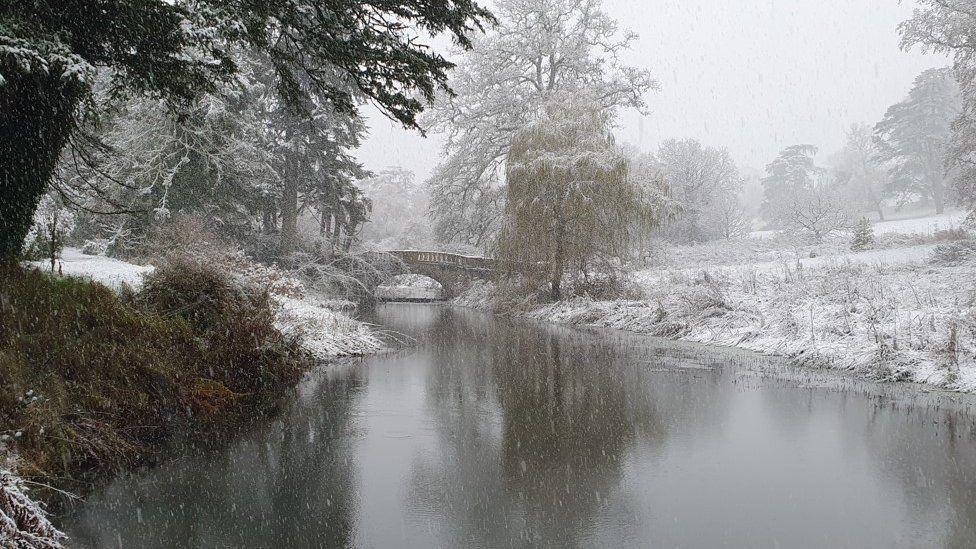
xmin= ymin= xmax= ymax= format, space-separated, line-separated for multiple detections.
xmin=859 ymin=403 xmax=976 ymax=547
xmin=404 ymin=308 xmax=668 ymax=547
xmin=64 ymin=365 xmax=366 ymax=548
xmin=755 ymin=378 xmax=976 ymax=547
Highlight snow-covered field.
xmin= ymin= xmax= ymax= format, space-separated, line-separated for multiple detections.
xmin=26 ymin=248 xmax=382 ymax=359
xmin=458 ymin=213 xmax=976 ymax=393
xmin=872 ymin=210 xmax=969 ymax=235
xmin=750 ymin=209 xmax=968 ymax=240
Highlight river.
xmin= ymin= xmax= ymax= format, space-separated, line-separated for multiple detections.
xmin=60 ymin=304 xmax=976 ymax=548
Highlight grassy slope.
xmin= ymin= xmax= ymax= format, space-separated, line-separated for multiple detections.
xmin=0 ymin=263 xmax=308 ymax=492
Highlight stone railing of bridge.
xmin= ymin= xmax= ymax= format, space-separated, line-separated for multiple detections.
xmin=386 ymin=250 xmax=496 ymax=273
xmin=364 ymin=250 xmax=496 ymax=301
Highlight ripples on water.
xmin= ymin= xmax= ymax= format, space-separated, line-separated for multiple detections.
xmin=61 ymin=304 xmax=976 ymax=548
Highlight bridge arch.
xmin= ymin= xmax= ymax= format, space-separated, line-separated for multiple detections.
xmin=365 ymin=250 xmax=496 ymax=301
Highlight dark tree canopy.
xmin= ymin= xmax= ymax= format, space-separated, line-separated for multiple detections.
xmin=0 ymin=0 xmax=492 ymax=260
xmin=3 ymin=0 xmax=491 ymax=123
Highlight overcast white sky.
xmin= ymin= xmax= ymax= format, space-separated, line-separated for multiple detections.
xmin=355 ymin=0 xmax=948 ymax=179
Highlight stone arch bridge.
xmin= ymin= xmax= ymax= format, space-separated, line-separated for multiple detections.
xmin=367 ymin=250 xmax=497 ymax=301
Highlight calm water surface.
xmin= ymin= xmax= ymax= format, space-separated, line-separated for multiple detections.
xmin=61 ymin=304 xmax=976 ymax=548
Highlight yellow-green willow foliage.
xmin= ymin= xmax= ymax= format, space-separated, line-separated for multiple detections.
xmin=494 ymin=100 xmax=668 ymax=300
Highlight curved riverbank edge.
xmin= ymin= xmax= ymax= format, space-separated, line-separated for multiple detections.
xmin=2 ymin=252 xmax=386 ymax=548
xmin=453 ymin=274 xmax=976 ymax=406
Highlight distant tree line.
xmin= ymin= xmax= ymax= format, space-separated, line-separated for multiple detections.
xmin=760 ymin=67 xmax=962 ymax=241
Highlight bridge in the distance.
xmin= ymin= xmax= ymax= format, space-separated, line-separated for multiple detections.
xmin=366 ymin=250 xmax=498 ymax=300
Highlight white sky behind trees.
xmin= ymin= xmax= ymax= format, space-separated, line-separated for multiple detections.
xmin=355 ymin=0 xmax=949 ymax=178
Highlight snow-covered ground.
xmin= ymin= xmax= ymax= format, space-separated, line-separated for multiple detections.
xmin=872 ymin=210 xmax=968 ymax=235
xmin=458 ymin=212 xmax=976 ymax=393
xmin=28 ymin=248 xmax=156 ymax=291
xmin=750 ymin=209 xmax=968 ymax=240
xmin=273 ymin=295 xmax=383 ymax=358
xmin=27 ymin=248 xmax=382 ymax=359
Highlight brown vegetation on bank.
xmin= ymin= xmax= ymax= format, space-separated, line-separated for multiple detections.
xmin=0 ymin=260 xmax=310 ymax=499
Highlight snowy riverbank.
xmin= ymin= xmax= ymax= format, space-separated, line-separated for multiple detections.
xmin=5 ymin=250 xmax=385 ymax=547
xmin=457 ymin=220 xmax=976 ymax=393
xmin=28 ymin=248 xmax=383 ymax=359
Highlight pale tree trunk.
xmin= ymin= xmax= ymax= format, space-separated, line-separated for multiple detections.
xmin=262 ymin=200 xmax=277 ymax=234
xmin=319 ymin=208 xmax=329 ymax=236
xmin=331 ymin=215 xmax=341 ymax=255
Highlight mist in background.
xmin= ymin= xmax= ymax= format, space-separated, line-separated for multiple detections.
xmin=356 ymin=0 xmax=948 ymax=176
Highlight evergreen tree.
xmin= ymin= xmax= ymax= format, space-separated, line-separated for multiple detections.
xmin=0 ymin=0 xmax=491 ymax=261
xmin=850 ymin=217 xmax=875 ymax=251
xmin=760 ymin=144 xmax=821 ymax=226
xmin=874 ymin=68 xmax=960 ymax=214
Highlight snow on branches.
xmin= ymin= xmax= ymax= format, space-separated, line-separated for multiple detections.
xmin=0 ymin=467 xmax=66 ymax=549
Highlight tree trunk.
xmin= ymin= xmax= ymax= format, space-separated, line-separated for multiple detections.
xmin=319 ymin=207 xmax=329 ymax=236
xmin=934 ymin=185 xmax=946 ymax=215
xmin=331 ymin=214 xmax=341 ymax=255
xmin=876 ymin=204 xmax=885 ymax=222
xmin=549 ymin=218 xmax=566 ymax=301
xmin=262 ymin=201 xmax=278 ymax=234
xmin=0 ymin=69 xmax=83 ymax=262
xmin=49 ymin=207 xmax=58 ymax=273
xmin=279 ymin=154 xmax=300 ymax=259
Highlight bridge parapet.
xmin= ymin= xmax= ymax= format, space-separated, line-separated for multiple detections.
xmin=388 ymin=250 xmax=495 ymax=272
xmin=367 ymin=250 xmax=496 ymax=300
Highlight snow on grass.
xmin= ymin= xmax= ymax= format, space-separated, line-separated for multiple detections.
xmin=750 ymin=210 xmax=968 ymax=240
xmin=28 ymin=248 xmax=155 ymax=291
xmin=872 ymin=210 xmax=968 ymax=235
xmin=273 ymin=294 xmax=384 ymax=359
xmin=459 ymin=248 xmax=976 ymax=393
xmin=27 ymin=248 xmax=382 ymax=360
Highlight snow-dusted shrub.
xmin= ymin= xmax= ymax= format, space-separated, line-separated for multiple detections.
xmin=931 ymin=227 xmax=969 ymax=241
xmin=141 ymin=214 xmax=241 ymax=264
xmin=139 ymin=257 xmax=308 ymax=393
xmin=850 ymin=217 xmax=875 ymax=251
xmin=676 ymin=271 xmax=730 ymax=318
xmin=1 ymin=466 xmax=66 ymax=549
xmin=865 ymin=344 xmax=918 ymax=383
xmin=288 ymin=248 xmax=402 ymax=304
xmin=564 ymin=273 xmax=643 ymax=301
xmin=79 ymin=239 xmax=109 ymax=256
xmin=929 ymin=239 xmax=976 ymax=266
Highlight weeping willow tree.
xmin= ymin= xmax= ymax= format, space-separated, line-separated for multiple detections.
xmin=495 ymin=100 xmax=667 ymax=300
